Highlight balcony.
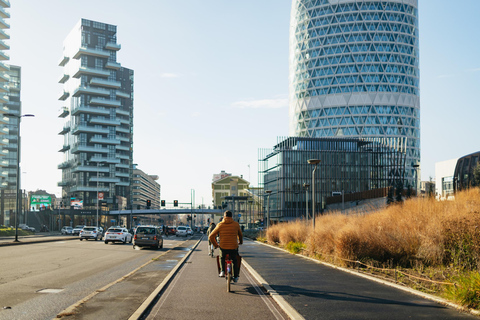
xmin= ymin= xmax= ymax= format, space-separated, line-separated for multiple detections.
xmin=89 ymin=176 xmax=121 ymax=183
xmin=116 ymin=109 xmax=130 ymax=116
xmin=58 ymin=145 xmax=70 ymax=152
xmin=73 ymin=86 xmax=110 ymax=97
xmin=72 ymin=105 xmax=110 ymax=116
xmin=73 ymin=47 xmax=110 ymax=59
xmin=0 ymin=39 xmax=9 ymax=50
xmin=0 ymin=72 xmax=8 ymax=82
xmin=58 ymin=126 xmax=70 ymax=135
xmin=72 ymin=165 xmax=109 ymax=173
xmin=90 ymin=97 xmax=121 ymax=107
xmin=116 ymin=126 xmax=130 ymax=134
xmin=116 ymin=91 xmax=130 ymax=99
xmin=0 ymin=18 xmax=9 ymax=29
xmin=89 ymin=137 xmax=120 ymax=145
xmin=115 ymin=172 xmax=129 ymax=178
xmin=73 ymin=66 xmax=110 ymax=78
xmin=58 ymin=74 xmax=69 ymax=84
xmin=0 ymin=61 xmax=8 ymax=71
xmin=0 ymin=0 xmax=10 ymax=8
xmin=57 ymin=181 xmax=70 ymax=187
xmin=90 ymin=157 xmax=120 ymax=164
xmin=119 ymin=118 xmax=131 ymax=125
xmin=105 ymin=42 xmax=121 ymax=51
xmin=116 ymin=145 xmax=130 ymax=151
xmin=71 ymin=144 xmax=109 ymax=154
xmin=90 ymin=78 xmax=121 ymax=89
xmin=115 ymin=163 xmax=130 ymax=169
xmin=0 ymin=94 xmax=8 ymax=103
xmin=58 ymin=56 xmax=69 ymax=67
xmin=116 ymin=154 xmax=130 ymax=160
xmin=0 ymin=29 xmax=9 ymax=40
xmin=105 ymin=61 xmax=121 ymax=70
xmin=58 ymin=107 xmax=69 ymax=118
xmin=70 ymin=186 xmax=109 ymax=193
xmin=71 ymin=125 xmax=109 ymax=135
xmin=58 ymin=161 xmax=73 ymax=169
xmin=0 ymin=50 xmax=8 ymax=61
xmin=58 ymin=91 xmax=69 ymax=101
xmin=90 ymin=117 xmax=121 ymax=126
xmin=0 ymin=6 xmax=9 ymax=18
xmin=117 ymin=136 xmax=130 ymax=142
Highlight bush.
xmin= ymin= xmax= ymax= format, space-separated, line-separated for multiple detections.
xmin=285 ymin=241 xmax=306 ymax=254
xmin=445 ymin=271 xmax=480 ymax=309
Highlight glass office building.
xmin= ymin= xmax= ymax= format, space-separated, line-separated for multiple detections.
xmin=259 ymin=136 xmax=406 ymax=223
xmin=289 ymin=0 xmax=419 ymax=188
xmin=58 ymin=19 xmax=134 ymax=210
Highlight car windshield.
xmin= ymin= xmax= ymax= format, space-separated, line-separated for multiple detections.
xmin=108 ymin=228 xmax=123 ymax=233
xmin=67 ymin=227 xmax=72 ymax=230
xmin=178 ymin=227 xmax=186 ymax=230
xmin=83 ymin=227 xmax=96 ymax=231
xmin=137 ymin=227 xmax=156 ymax=234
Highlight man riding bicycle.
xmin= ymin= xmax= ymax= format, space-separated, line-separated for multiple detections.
xmin=208 ymin=210 xmax=243 ymax=282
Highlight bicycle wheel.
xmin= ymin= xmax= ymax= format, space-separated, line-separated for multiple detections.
xmin=227 ymin=273 xmax=231 ymax=292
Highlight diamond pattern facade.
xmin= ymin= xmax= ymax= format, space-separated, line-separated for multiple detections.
xmin=289 ymin=0 xmax=419 ymax=186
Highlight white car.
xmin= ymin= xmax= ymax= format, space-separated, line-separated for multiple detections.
xmin=61 ymin=226 xmax=73 ymax=235
xmin=104 ymin=227 xmax=132 ymax=244
xmin=79 ymin=226 xmax=102 ymax=241
xmin=176 ymin=226 xmax=188 ymax=237
xmin=186 ymin=227 xmax=193 ymax=236
xmin=72 ymin=225 xmax=85 ymax=235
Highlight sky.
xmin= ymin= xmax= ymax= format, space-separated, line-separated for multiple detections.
xmin=7 ymin=0 xmax=480 ymax=206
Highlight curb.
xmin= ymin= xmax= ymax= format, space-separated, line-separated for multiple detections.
xmin=128 ymin=236 xmax=203 ymax=320
xmin=0 ymin=236 xmax=78 ymax=247
xmin=255 ymin=240 xmax=480 ymax=317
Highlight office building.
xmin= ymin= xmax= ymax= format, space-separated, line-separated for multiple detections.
xmin=58 ymin=19 xmax=134 ymax=210
xmin=259 ymin=136 xmax=406 ymax=223
xmin=132 ymin=166 xmax=160 ymax=210
xmin=289 ymin=0 xmax=420 ymax=187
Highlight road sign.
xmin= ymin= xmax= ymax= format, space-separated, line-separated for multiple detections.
xmin=238 ymin=214 xmax=241 ymax=217
xmin=98 ymin=192 xmax=104 ymax=200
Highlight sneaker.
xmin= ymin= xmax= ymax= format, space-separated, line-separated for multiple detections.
xmin=233 ymin=277 xmax=239 ymax=283
xmin=219 ymin=271 xmax=225 ymax=277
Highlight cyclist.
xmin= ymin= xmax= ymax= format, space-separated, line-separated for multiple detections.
xmin=209 ymin=210 xmax=243 ymax=282
xmin=206 ymin=222 xmax=216 ymax=256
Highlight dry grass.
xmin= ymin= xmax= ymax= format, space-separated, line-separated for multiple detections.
xmin=267 ymin=188 xmax=480 ymax=271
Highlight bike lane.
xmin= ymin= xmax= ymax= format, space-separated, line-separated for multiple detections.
xmin=241 ymin=240 xmax=475 ymax=320
xmin=145 ymin=238 xmax=288 ymax=320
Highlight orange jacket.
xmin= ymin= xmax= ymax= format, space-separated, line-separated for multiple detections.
xmin=208 ymin=216 xmax=243 ymax=250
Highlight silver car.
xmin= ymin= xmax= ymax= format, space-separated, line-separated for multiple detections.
xmin=79 ymin=226 xmax=102 ymax=241
xmin=61 ymin=226 xmax=73 ymax=235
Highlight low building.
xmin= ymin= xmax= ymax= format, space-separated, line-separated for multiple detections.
xmin=259 ymin=136 xmax=406 ymax=223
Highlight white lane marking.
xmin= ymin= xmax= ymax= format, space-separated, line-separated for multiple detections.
xmin=243 ymin=268 xmax=286 ymax=320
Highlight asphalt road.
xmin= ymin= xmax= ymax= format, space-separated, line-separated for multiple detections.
xmin=0 ymin=235 xmax=186 ymax=320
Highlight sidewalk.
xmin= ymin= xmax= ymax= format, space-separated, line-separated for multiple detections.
xmin=241 ymin=240 xmax=476 ymax=320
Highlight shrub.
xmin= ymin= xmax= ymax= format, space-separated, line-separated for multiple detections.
xmin=445 ymin=271 xmax=480 ymax=309
xmin=285 ymin=241 xmax=306 ymax=254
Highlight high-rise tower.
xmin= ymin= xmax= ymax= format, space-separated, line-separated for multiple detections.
xmin=58 ymin=19 xmax=134 ymax=210
xmin=289 ymin=0 xmax=419 ymax=186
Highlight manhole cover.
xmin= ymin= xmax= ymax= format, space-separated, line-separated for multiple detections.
xmin=36 ymin=289 xmax=64 ymax=294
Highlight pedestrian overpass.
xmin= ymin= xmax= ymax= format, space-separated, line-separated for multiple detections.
xmin=109 ymin=208 xmax=224 ymax=216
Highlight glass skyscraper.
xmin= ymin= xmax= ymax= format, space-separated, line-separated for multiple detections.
xmin=58 ymin=19 xmax=134 ymax=210
xmin=289 ymin=0 xmax=419 ymax=187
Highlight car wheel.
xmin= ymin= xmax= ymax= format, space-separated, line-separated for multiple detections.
xmin=104 ymin=241 xmax=108 ymax=244
xmin=80 ymin=238 xmax=83 ymax=241
xmin=160 ymin=242 xmax=163 ymax=249
xmin=123 ymin=237 xmax=126 ymax=244
xmin=129 ymin=236 xmax=132 ymax=244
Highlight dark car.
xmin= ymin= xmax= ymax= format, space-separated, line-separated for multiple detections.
xmin=133 ymin=226 xmax=163 ymax=249
xmin=166 ymin=226 xmax=176 ymax=236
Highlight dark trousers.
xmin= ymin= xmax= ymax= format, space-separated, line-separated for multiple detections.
xmin=219 ymin=248 xmax=239 ymax=278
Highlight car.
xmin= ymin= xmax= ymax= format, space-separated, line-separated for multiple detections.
xmin=133 ymin=226 xmax=163 ymax=249
xmin=176 ymin=226 xmax=188 ymax=237
xmin=19 ymin=224 xmax=35 ymax=232
xmin=72 ymin=225 xmax=85 ymax=235
xmin=61 ymin=226 xmax=73 ymax=235
xmin=166 ymin=226 xmax=176 ymax=236
xmin=186 ymin=227 xmax=193 ymax=236
xmin=104 ymin=227 xmax=132 ymax=244
xmin=79 ymin=226 xmax=102 ymax=241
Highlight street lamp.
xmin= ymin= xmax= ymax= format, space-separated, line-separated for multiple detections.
xmin=413 ymin=164 xmax=419 ymax=196
xmin=307 ymin=159 xmax=321 ymax=230
xmin=303 ymin=183 xmax=310 ymax=221
xmin=265 ymin=190 xmax=272 ymax=229
xmin=95 ymin=160 xmax=108 ymax=229
xmin=5 ymin=113 xmax=34 ymax=242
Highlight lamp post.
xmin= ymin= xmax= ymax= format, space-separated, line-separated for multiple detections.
xmin=248 ymin=200 xmax=253 ymax=229
xmin=265 ymin=190 xmax=272 ymax=229
xmin=130 ymin=163 xmax=138 ymax=229
xmin=5 ymin=113 xmax=34 ymax=242
xmin=303 ymin=183 xmax=310 ymax=221
xmin=95 ymin=160 xmax=108 ymax=229
xmin=307 ymin=159 xmax=321 ymax=230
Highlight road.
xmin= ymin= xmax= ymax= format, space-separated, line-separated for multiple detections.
xmin=0 ymin=235 xmax=186 ymax=320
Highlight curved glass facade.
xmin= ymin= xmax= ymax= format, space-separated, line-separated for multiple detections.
xmin=289 ymin=0 xmax=419 ymax=186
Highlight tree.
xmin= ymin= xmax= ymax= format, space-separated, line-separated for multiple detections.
xmin=395 ymin=180 xmax=404 ymax=203
xmin=387 ymin=186 xmax=394 ymax=206
xmin=473 ymin=162 xmax=480 ymax=187
xmin=406 ymin=184 xmax=412 ymax=199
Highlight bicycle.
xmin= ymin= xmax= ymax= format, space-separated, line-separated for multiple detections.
xmin=216 ymin=252 xmax=241 ymax=292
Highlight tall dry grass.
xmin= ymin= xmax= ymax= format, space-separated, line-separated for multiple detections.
xmin=266 ymin=188 xmax=480 ymax=270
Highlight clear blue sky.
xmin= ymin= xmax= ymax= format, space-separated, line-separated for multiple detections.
xmin=7 ymin=0 xmax=480 ymax=205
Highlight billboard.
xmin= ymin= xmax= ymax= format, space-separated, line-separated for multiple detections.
xmin=30 ymin=195 xmax=52 ymax=211
xmin=71 ymin=200 xmax=83 ymax=209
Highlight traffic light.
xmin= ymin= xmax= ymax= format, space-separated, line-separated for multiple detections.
xmin=161 ymin=200 xmax=166 ymax=207
xmin=146 ymin=199 xmax=151 ymax=208
xmin=174 ymin=200 xmax=178 ymax=207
